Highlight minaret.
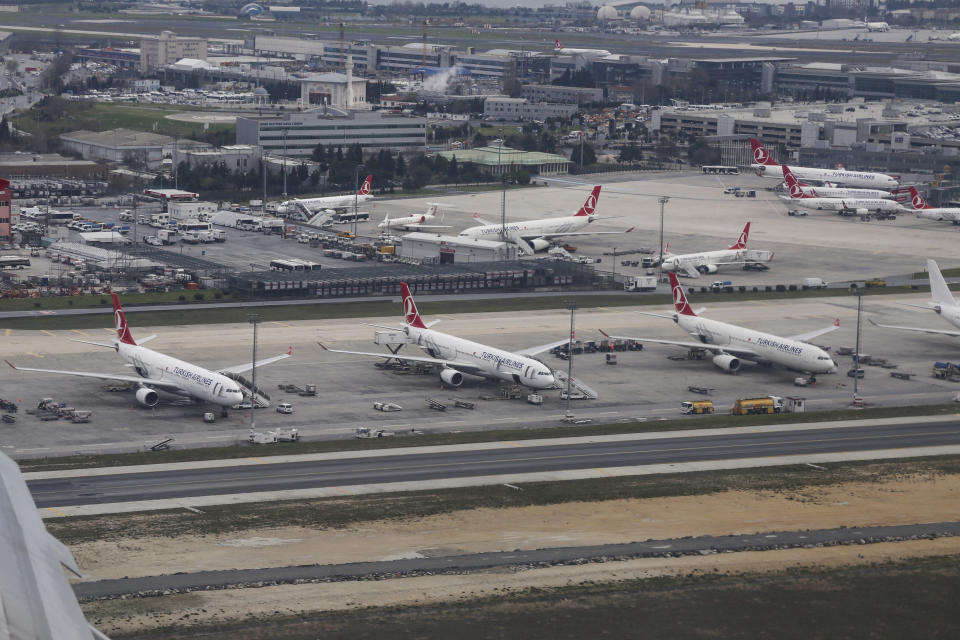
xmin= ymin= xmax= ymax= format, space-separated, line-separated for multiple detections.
xmin=346 ymin=55 xmax=354 ymax=108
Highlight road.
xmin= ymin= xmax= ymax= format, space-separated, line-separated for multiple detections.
xmin=28 ymin=420 xmax=960 ymax=508
xmin=71 ymin=520 xmax=960 ymax=599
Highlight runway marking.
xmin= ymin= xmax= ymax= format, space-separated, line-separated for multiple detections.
xmin=46 ymin=507 xmax=68 ymax=517
xmin=28 ymin=352 xmax=44 ymax=358
xmin=104 ymin=328 xmax=115 ymax=333
xmin=41 ymin=330 xmax=55 ymax=337
xmin=71 ymin=329 xmax=90 ymax=337
xmin=17 ymin=447 xmax=49 ymax=452
xmin=599 ymin=307 xmax=621 ymax=313
xmin=438 ymin=314 xmax=457 ymax=320
xmin=248 ymin=457 xmax=268 ymax=464
xmin=271 ymin=321 xmax=293 ymax=327
xmin=4 ymin=329 xmax=9 ymax=336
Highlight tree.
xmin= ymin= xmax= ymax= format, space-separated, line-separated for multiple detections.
xmin=395 ymin=153 xmax=406 ymax=177
xmin=447 ymin=155 xmax=459 ymax=182
xmin=617 ymin=143 xmax=642 ymax=164
xmin=347 ymin=142 xmax=363 ymax=164
xmin=472 ymin=131 xmax=488 ymax=147
xmin=573 ymin=141 xmax=596 ymax=167
xmin=311 ymin=143 xmax=326 ymax=163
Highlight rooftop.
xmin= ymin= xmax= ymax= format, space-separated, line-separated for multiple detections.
xmin=432 ymin=145 xmax=571 ymax=167
xmin=60 ymin=128 xmax=175 ymax=147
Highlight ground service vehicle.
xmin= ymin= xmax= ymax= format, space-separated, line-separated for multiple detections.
xmin=681 ymin=400 xmax=714 ymax=415
xmin=803 ymin=277 xmax=828 ymax=289
xmin=624 ymin=275 xmax=657 ymax=291
xmin=732 ymin=396 xmax=784 ymax=415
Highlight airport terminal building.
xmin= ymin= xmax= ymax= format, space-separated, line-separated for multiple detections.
xmin=236 ymin=109 xmax=427 ymax=156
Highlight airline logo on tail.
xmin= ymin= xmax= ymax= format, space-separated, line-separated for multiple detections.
xmin=555 ymin=39 xmax=562 ymax=49
xmin=358 ymin=175 xmax=373 ymax=196
xmin=669 ymin=273 xmax=696 ymax=317
xmin=908 ymin=186 xmax=931 ymax=210
xmin=112 ymin=293 xmax=137 ymax=346
xmin=781 ymin=165 xmax=809 ymax=199
xmin=401 ymin=282 xmax=427 ymax=329
xmin=729 ymin=222 xmax=750 ymax=250
xmin=575 ymin=186 xmax=602 ymax=217
xmin=750 ymin=138 xmax=776 ymax=165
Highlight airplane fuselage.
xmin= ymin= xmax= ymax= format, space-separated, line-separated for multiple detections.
xmin=784 ymin=195 xmax=903 ymax=212
xmin=378 ymin=214 xmax=438 ymax=231
xmin=676 ymin=314 xmax=837 ymax=374
xmin=915 ymin=207 xmax=960 ymax=222
xmin=406 ymin=326 xmax=556 ymax=389
xmin=459 ymin=215 xmax=593 ymax=242
xmin=756 ymin=164 xmax=897 ymax=188
xmin=279 ymin=194 xmax=373 ymax=215
xmin=797 ymin=185 xmax=892 ymax=199
xmin=117 ymin=342 xmax=243 ymax=406
xmin=661 ymin=249 xmax=744 ymax=273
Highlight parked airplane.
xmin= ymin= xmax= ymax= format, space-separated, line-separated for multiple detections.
xmin=904 ymin=187 xmax=960 ymax=223
xmin=870 ymin=259 xmax=960 ymax=337
xmin=320 ymin=283 xmax=570 ymax=389
xmin=661 ymin=222 xmax=768 ymax=278
xmin=602 ymin=273 xmax=839 ymax=375
xmin=750 ymin=139 xmax=899 ymax=188
xmin=458 ymin=186 xmax=633 ymax=254
xmin=781 ymin=165 xmax=904 ymax=216
xmin=378 ymin=203 xmax=451 ymax=232
xmin=277 ymin=174 xmax=373 ymax=216
xmin=554 ymin=39 xmax=611 ymax=57
xmin=6 ymin=293 xmax=291 ymax=413
xmin=786 ymin=178 xmax=892 ymax=200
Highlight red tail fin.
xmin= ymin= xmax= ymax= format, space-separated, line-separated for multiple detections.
xmin=749 ymin=138 xmax=776 ymax=165
xmin=358 ymin=174 xmax=373 ymax=196
xmin=668 ymin=273 xmax=696 ymax=317
xmin=112 ymin=293 xmax=137 ymax=346
xmin=908 ymin=186 xmax=931 ymax=210
xmin=575 ymin=185 xmax=601 ymax=216
xmin=729 ymin=222 xmax=750 ymax=250
xmin=781 ymin=165 xmax=808 ymax=199
xmin=555 ymin=39 xmax=561 ymax=49
xmin=400 ymin=282 xmax=427 ymax=329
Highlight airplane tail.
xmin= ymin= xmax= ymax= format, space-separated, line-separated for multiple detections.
xmin=111 ymin=293 xmax=137 ymax=346
xmin=781 ymin=165 xmax=808 ymax=199
xmin=908 ymin=186 xmax=932 ymax=210
xmin=668 ymin=273 xmax=697 ymax=317
xmin=357 ymin=174 xmax=373 ymax=196
xmin=574 ymin=185 xmax=601 ymax=217
xmin=927 ymin=259 xmax=955 ymax=308
xmin=555 ymin=39 xmax=562 ymax=49
xmin=400 ymin=282 xmax=427 ymax=329
xmin=749 ymin=138 xmax=777 ymax=166
xmin=729 ymin=221 xmax=750 ymax=250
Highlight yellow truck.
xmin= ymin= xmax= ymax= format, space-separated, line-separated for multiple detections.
xmin=680 ymin=400 xmax=714 ymax=415
xmin=731 ymin=396 xmax=783 ymax=415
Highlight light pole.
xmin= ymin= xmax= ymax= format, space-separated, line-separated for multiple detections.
xmin=248 ymin=314 xmax=259 ymax=428
xmin=853 ymin=294 xmax=862 ymax=403
xmin=657 ymin=196 xmax=669 ymax=284
xmin=281 ymin=130 xmax=288 ymax=198
xmin=612 ymin=246 xmax=617 ymax=289
xmin=565 ymin=300 xmax=576 ymax=419
xmin=498 ymin=128 xmax=506 ymax=244
xmin=353 ymin=163 xmax=364 ymax=238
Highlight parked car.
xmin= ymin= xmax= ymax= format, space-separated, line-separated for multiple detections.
xmin=144 ymin=236 xmax=162 ymax=246
xmin=276 ymin=402 xmax=294 ymax=414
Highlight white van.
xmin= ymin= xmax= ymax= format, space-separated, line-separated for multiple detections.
xmin=802 ymin=277 xmax=828 ymax=289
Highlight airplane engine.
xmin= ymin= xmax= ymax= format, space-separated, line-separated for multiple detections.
xmin=440 ymin=368 xmax=464 ymax=387
xmin=697 ymin=264 xmax=719 ymax=274
xmin=135 ymin=387 xmax=160 ymax=407
xmin=712 ymin=354 xmax=741 ymax=373
xmin=530 ymin=238 xmax=551 ymax=252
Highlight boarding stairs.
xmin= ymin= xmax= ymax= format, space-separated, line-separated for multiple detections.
xmin=552 ymin=369 xmax=599 ymax=400
xmin=222 ymin=371 xmax=272 ymax=408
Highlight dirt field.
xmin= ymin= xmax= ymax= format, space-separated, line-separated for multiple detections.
xmin=75 ymin=469 xmax=960 ymax=636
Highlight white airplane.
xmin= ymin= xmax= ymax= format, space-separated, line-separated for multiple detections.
xmin=785 ymin=177 xmax=892 ymax=200
xmin=553 ymin=39 xmax=611 ymax=57
xmin=750 ymin=139 xmax=899 ymax=188
xmin=781 ymin=165 xmax=904 ymax=216
xmin=458 ymin=186 xmax=633 ymax=254
xmin=602 ymin=272 xmax=839 ymax=376
xmin=905 ymin=187 xmax=960 ymax=223
xmin=320 ymin=283 xmax=569 ymax=390
xmin=660 ymin=222 xmax=767 ymax=278
xmin=6 ymin=293 xmax=291 ymax=413
xmin=870 ymin=259 xmax=960 ymax=338
xmin=277 ymin=174 xmax=373 ymax=216
xmin=378 ymin=203 xmax=451 ymax=232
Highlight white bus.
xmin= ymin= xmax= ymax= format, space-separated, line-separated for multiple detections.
xmin=701 ymin=165 xmax=740 ymax=175
xmin=269 ymin=259 xmax=321 ymax=272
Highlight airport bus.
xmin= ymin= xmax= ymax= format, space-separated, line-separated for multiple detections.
xmin=701 ymin=165 xmax=740 ymax=175
xmin=177 ymin=220 xmax=213 ymax=233
xmin=330 ymin=211 xmax=370 ymax=224
xmin=269 ymin=259 xmax=322 ymax=272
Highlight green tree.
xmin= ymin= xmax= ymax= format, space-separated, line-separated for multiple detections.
xmin=311 ymin=143 xmax=326 ymax=163
xmin=395 ymin=153 xmax=406 ymax=177
xmin=574 ymin=141 xmax=596 ymax=167
xmin=472 ymin=131 xmax=488 ymax=147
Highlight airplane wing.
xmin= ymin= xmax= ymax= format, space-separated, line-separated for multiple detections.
xmin=540 ymin=227 xmax=635 ymax=240
xmin=406 ymin=224 xmax=452 ymax=230
xmin=218 ymin=348 xmax=293 ymax=375
xmin=516 ymin=338 xmax=576 ymax=357
xmin=598 ymin=334 xmax=762 ymax=360
xmin=869 ymin=318 xmax=960 ymax=337
xmin=473 ymin=213 xmax=495 ymax=226
xmin=0 ymin=451 xmax=112 ymax=640
xmin=319 ymin=345 xmax=485 ymax=376
xmin=788 ymin=321 xmax=839 ymax=343
xmin=4 ymin=361 xmax=183 ymax=392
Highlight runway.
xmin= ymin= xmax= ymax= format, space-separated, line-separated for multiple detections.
xmin=29 ymin=420 xmax=960 ymax=509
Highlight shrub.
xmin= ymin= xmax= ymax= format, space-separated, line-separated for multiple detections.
xmin=67 ymin=300 xmax=73 ymax=306
xmin=33 ymin=302 xmax=40 ymax=308
xmin=765 ymin=286 xmax=773 ymax=292
xmin=194 ymin=293 xmax=205 ymax=301
xmin=788 ymin=284 xmax=797 ymax=291
xmin=775 ymin=285 xmax=786 ymax=292
xmin=178 ymin=295 xmax=186 ymax=302
xmin=739 ymin=286 xmax=747 ymax=293
xmin=213 ymin=292 xmax=222 ymax=300
xmin=100 ymin=298 xmax=107 ymax=304
xmin=752 ymin=287 xmax=759 ymax=292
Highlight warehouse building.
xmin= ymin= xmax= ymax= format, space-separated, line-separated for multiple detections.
xmin=60 ymin=129 xmax=209 ymax=169
xmin=140 ymin=31 xmax=207 ymax=72
xmin=399 ymin=233 xmax=518 ymax=263
xmin=432 ymin=145 xmax=571 ymax=176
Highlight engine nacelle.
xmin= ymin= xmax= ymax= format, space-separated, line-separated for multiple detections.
xmin=135 ymin=387 xmax=160 ymax=407
xmin=439 ymin=368 xmax=464 ymax=387
xmin=530 ymin=238 xmax=551 ymax=252
xmin=697 ymin=264 xmax=719 ymax=274
xmin=712 ymin=354 xmax=741 ymax=373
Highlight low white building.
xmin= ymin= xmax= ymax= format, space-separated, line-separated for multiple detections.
xmin=483 ymin=97 xmax=578 ymax=122
xmin=399 ymin=233 xmax=518 ymax=263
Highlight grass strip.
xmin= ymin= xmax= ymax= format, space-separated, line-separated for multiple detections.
xmin=20 ymin=403 xmax=960 ymax=473
xmin=95 ymin=554 xmax=960 ymax=640
xmin=0 ymin=284 xmax=930 ymax=331
xmin=46 ymin=454 xmax=960 ymax=544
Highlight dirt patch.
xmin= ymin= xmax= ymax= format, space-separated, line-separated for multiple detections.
xmin=70 ymin=473 xmax=960 ymax=581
